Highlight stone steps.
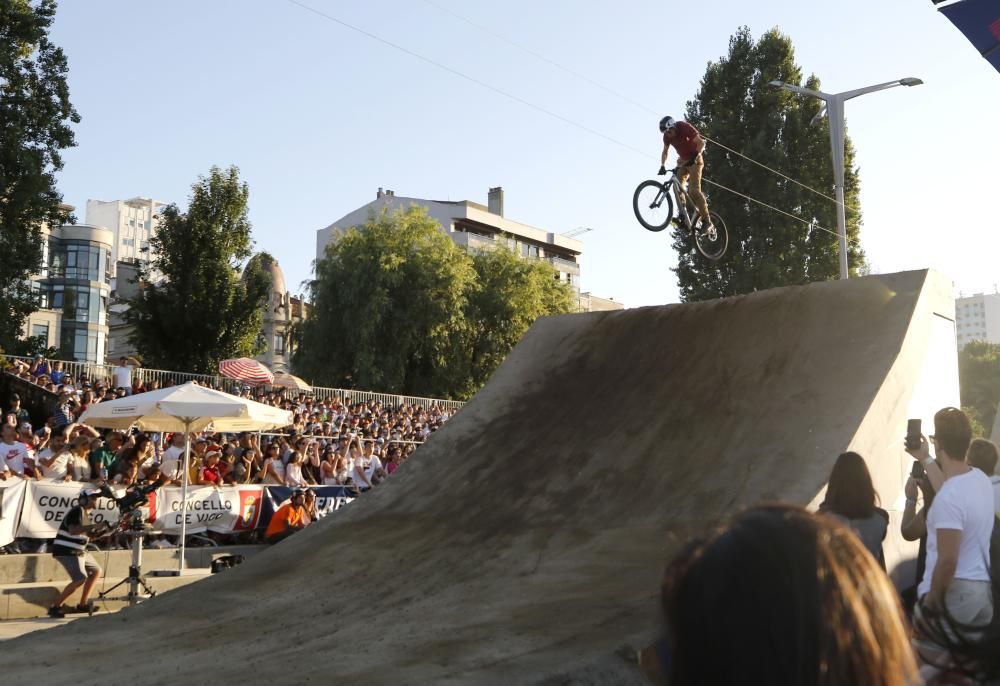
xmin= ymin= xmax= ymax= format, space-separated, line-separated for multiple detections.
xmin=0 ymin=545 xmax=263 ymax=620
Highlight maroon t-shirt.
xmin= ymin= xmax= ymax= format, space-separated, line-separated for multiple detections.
xmin=664 ymin=120 xmax=701 ymax=160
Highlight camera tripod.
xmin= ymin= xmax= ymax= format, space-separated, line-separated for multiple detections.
xmin=98 ymin=513 xmax=157 ymax=606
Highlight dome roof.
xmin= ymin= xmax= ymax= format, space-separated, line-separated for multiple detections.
xmin=245 ymin=253 xmax=286 ymax=295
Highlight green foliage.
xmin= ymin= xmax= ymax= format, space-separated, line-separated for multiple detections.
xmin=293 ymin=209 xmax=575 ymax=399
xmin=459 ymin=242 xmax=575 ymax=395
xmin=125 ymin=166 xmax=269 ymax=374
xmin=959 ymin=340 xmax=1000 ymax=436
xmin=0 ymin=0 xmax=79 ymax=353
xmin=674 ymin=27 xmax=866 ymax=301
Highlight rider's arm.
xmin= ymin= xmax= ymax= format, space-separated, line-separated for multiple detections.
xmin=661 ymin=142 xmax=670 ymax=166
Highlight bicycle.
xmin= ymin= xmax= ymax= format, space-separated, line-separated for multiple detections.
xmin=632 ymin=168 xmax=729 ymax=261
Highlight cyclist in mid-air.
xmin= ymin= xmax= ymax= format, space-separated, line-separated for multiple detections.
xmin=658 ymin=116 xmax=712 ymax=233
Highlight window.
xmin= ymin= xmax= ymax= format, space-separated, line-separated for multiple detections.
xmin=52 ymin=286 xmax=64 ymax=309
xmin=274 ymin=333 xmax=286 ymax=355
xmin=31 ymin=323 xmax=49 ymax=344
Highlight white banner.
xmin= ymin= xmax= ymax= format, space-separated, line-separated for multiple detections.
xmin=151 ymin=485 xmax=265 ymax=535
xmin=14 ymin=482 xmax=266 ymax=538
xmin=0 ymin=480 xmax=28 ymax=547
xmin=16 ymin=481 xmax=125 ymax=539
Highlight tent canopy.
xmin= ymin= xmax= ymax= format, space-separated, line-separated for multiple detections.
xmin=79 ymin=381 xmax=293 ymax=433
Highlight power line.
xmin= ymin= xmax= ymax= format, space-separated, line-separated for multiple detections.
xmin=284 ymin=0 xmax=834 ymax=236
xmin=419 ymin=0 xmax=859 ymax=217
xmin=284 ymin=0 xmax=649 ymax=158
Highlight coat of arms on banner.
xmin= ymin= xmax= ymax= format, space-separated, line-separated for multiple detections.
xmin=235 ymin=490 xmax=261 ymax=530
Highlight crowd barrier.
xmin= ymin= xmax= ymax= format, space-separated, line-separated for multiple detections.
xmin=0 ymin=481 xmax=356 ymax=547
xmin=5 ymin=355 xmax=465 ymax=412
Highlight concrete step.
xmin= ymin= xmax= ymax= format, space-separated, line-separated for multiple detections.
xmin=0 ymin=544 xmax=262 ymax=584
xmin=1 ymin=572 xmax=211 ymax=620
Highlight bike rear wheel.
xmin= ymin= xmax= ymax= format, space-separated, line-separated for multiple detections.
xmin=692 ymin=211 xmax=728 ymax=260
xmin=633 ymin=180 xmax=674 ymax=232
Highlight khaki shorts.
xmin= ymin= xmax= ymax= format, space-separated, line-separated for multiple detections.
xmin=914 ymin=578 xmax=993 ymax=656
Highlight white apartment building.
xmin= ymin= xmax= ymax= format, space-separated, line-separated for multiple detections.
xmin=86 ymin=197 xmax=166 ymax=275
xmin=955 ymin=292 xmax=1000 ymax=348
xmin=316 ymin=187 xmax=587 ymax=292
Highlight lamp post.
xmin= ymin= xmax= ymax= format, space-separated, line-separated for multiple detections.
xmin=768 ymin=77 xmax=923 ymax=279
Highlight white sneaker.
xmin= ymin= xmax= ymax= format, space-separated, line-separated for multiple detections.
xmin=36 ymin=542 xmax=48 ymax=553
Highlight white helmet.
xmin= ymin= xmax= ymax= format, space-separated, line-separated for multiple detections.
xmin=78 ymin=487 xmax=103 ymax=504
xmin=659 ymin=116 xmax=677 ymax=132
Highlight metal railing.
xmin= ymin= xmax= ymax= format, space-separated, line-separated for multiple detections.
xmin=4 ymin=355 xmax=465 ymax=411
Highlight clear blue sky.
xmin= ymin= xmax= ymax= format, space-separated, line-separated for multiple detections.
xmin=50 ymin=0 xmax=1000 ymax=307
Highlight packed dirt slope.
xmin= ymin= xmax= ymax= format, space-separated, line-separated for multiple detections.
xmin=1 ymin=270 xmax=947 ymax=685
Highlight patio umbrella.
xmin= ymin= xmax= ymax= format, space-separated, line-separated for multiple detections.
xmin=219 ymin=357 xmax=274 ymax=386
xmin=934 ymin=0 xmax=1000 ymax=73
xmin=272 ymin=371 xmax=313 ymax=393
xmin=79 ymin=382 xmax=292 ymax=572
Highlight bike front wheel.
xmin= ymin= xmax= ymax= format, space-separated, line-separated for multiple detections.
xmin=633 ymin=180 xmax=674 ymax=232
xmin=693 ymin=211 xmax=728 ymax=260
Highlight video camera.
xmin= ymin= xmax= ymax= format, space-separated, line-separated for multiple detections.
xmin=97 ymin=479 xmax=164 ymax=517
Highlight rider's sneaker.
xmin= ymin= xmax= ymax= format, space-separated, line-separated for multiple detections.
xmin=48 ymin=605 xmax=65 ymax=618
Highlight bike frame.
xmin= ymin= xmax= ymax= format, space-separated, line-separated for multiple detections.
xmin=658 ymin=169 xmax=699 ymax=231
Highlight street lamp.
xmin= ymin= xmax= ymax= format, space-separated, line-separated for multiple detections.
xmin=768 ymin=77 xmax=923 ymax=279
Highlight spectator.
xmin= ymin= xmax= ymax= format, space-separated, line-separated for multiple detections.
xmin=907 ymin=408 xmax=994 ymax=674
xmin=643 ymin=504 xmax=917 ymax=686
xmin=967 ymin=438 xmax=999 ymax=500
xmin=320 ymin=447 xmax=339 ymax=485
xmin=302 ymin=488 xmax=319 ymax=525
xmin=198 ymin=450 xmax=224 ymax=487
xmin=29 ymin=354 xmax=50 ymax=378
xmin=231 ymin=447 xmax=260 ymax=484
xmin=285 ymin=450 xmax=308 ymax=487
xmin=901 ymin=461 xmax=938 ymax=618
xmin=110 ymin=356 xmax=141 ymax=396
xmin=67 ymin=436 xmax=93 ymax=482
xmin=264 ymin=488 xmax=307 ymax=544
xmin=301 ymin=441 xmax=321 ymax=485
xmin=51 ymin=390 xmax=77 ymax=431
xmin=258 ymin=443 xmax=286 ymax=485
xmin=1 ymin=424 xmax=31 ymax=479
xmin=48 ymin=360 xmax=66 ymax=385
xmin=8 ymin=394 xmax=30 ymax=425
xmin=350 ymin=447 xmax=374 ymax=492
xmin=37 ymin=432 xmax=71 ymax=481
xmin=17 ymin=422 xmax=40 ymax=477
xmin=88 ymin=437 xmax=115 ymax=482
xmin=818 ymin=452 xmax=889 ymax=566
xmin=112 ymin=458 xmax=139 ymax=487
xmin=159 ymin=432 xmax=187 ymax=484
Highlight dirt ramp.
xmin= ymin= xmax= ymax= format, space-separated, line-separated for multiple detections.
xmin=1 ymin=270 xmax=956 ymax=685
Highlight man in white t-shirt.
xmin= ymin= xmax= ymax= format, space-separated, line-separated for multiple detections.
xmin=159 ymin=432 xmax=187 ymax=484
xmin=1 ymin=424 xmax=30 ymax=478
xmin=111 ymin=356 xmax=141 ymax=395
xmin=37 ymin=433 xmax=71 ymax=481
xmin=909 ymin=408 xmax=994 ymax=648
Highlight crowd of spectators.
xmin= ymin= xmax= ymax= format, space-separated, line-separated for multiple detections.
xmin=2 ymin=354 xmax=455 ymax=553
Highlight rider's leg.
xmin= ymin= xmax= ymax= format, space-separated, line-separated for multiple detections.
xmin=688 ymin=155 xmax=712 ymax=226
xmin=674 ymin=167 xmax=690 ymax=218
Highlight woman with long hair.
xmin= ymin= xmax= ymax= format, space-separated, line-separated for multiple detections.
xmin=644 ymin=505 xmax=918 ymax=686
xmin=819 ymin=451 xmax=889 ymax=566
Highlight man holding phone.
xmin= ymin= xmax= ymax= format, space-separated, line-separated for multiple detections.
xmin=905 ymin=408 xmax=994 ymax=657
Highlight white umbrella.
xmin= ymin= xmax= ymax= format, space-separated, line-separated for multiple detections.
xmin=79 ymin=381 xmax=293 ymax=572
xmin=272 ymin=371 xmax=313 ymax=393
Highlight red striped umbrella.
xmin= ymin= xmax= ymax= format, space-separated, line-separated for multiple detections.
xmin=219 ymin=358 xmax=274 ymax=386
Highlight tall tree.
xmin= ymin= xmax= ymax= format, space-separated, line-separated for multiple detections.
xmin=125 ymin=166 xmax=269 ymax=373
xmin=674 ymin=27 xmax=865 ymax=301
xmin=294 ymin=206 xmax=475 ymax=397
xmin=0 ymin=0 xmax=79 ymax=353
xmin=959 ymin=340 xmax=1000 ymax=435
xmin=459 ymin=244 xmax=575 ymax=395
xmin=294 ymin=209 xmax=575 ymax=399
